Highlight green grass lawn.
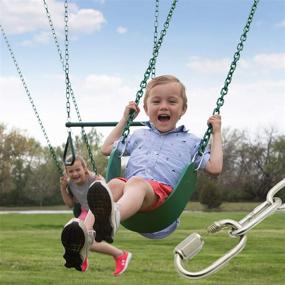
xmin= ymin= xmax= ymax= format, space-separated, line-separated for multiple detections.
xmin=0 ymin=211 xmax=284 ymax=285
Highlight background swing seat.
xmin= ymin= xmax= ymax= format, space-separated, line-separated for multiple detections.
xmin=106 ymin=148 xmax=197 ymax=233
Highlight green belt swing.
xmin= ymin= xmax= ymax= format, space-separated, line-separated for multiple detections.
xmin=105 ymin=0 xmax=259 ymax=234
xmin=106 ymin=149 xmax=197 ymax=233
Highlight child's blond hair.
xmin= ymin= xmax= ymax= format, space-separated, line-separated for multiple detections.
xmin=143 ymin=75 xmax=188 ymax=110
xmin=64 ymin=155 xmax=93 ymax=176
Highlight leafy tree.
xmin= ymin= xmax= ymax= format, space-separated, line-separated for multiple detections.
xmin=0 ymin=124 xmax=42 ymax=205
xmin=198 ymin=174 xmax=223 ymax=209
xmin=73 ymin=128 xmax=108 ymax=174
xmin=24 ymin=147 xmax=62 ymax=206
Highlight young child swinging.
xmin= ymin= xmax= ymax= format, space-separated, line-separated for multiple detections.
xmin=61 ymin=75 xmax=223 ymax=269
xmin=60 ymin=155 xmax=131 ymax=275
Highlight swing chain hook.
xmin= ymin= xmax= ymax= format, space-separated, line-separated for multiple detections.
xmin=174 ymin=220 xmax=247 ymax=280
xmin=174 ymin=178 xmax=284 ymax=279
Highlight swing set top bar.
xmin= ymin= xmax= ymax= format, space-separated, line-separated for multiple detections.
xmin=65 ymin=121 xmax=146 ymax=128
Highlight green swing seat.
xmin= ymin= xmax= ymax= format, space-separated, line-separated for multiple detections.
xmin=106 ymin=148 xmax=197 ymax=233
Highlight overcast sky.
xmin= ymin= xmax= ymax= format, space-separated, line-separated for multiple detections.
xmin=1 ymin=0 xmax=284 ymax=147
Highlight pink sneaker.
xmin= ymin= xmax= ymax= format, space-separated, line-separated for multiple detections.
xmin=81 ymin=257 xmax=89 ymax=272
xmin=113 ymin=251 xmax=132 ymax=276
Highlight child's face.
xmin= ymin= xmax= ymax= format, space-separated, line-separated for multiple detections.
xmin=144 ymin=82 xmax=186 ymax=133
xmin=65 ymin=160 xmax=87 ymax=185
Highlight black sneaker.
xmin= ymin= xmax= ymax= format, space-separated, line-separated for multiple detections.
xmin=61 ymin=218 xmax=93 ymax=272
xmin=87 ymin=180 xmax=120 ymax=243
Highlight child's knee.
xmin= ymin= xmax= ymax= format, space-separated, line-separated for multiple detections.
xmin=108 ymin=178 xmax=125 ymax=200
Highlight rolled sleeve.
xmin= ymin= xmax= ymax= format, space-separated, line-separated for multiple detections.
xmin=192 ymin=145 xmax=210 ymax=170
xmin=113 ymin=136 xmax=132 ymax=156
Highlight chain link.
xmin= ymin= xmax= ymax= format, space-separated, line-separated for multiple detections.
xmin=121 ymin=0 xmax=178 ymax=142
xmin=43 ymin=0 xmax=97 ymax=173
xmin=0 ymin=24 xmax=63 ymax=174
xmin=230 ymin=178 xmax=285 ymax=236
xmin=197 ymin=0 xmax=259 ymax=155
xmin=151 ymin=0 xmax=159 ymax=78
xmin=64 ymin=0 xmax=71 ymax=122
xmin=207 ymin=179 xmax=284 ymax=238
xmin=62 ymin=0 xmax=97 ymax=173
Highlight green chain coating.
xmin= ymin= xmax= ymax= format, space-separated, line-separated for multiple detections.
xmin=121 ymin=0 xmax=178 ymax=142
xmin=197 ymin=0 xmax=259 ymax=155
xmin=0 ymin=24 xmax=63 ymax=174
xmin=59 ymin=0 xmax=97 ymax=173
xmin=151 ymin=0 xmax=160 ymax=78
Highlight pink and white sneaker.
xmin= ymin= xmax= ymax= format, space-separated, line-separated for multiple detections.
xmin=113 ymin=251 xmax=132 ymax=276
xmin=61 ymin=218 xmax=94 ymax=272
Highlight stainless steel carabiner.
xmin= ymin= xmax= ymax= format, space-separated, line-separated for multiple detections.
xmin=174 ymin=219 xmax=247 ymax=279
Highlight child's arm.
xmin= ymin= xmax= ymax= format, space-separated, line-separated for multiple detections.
xmin=60 ymin=176 xmax=74 ymax=208
xmin=205 ymin=115 xmax=223 ymax=175
xmin=101 ymin=101 xmax=140 ymax=155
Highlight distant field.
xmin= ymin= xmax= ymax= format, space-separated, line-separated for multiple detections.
xmin=0 ymin=201 xmax=262 ymax=212
xmin=0 ymin=210 xmax=284 ymax=285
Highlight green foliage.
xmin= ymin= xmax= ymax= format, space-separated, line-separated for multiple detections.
xmin=198 ymin=175 xmax=223 ymax=209
xmin=0 ymin=124 xmax=107 ymax=206
xmin=1 ymin=122 xmax=284 ymax=206
xmin=73 ymin=127 xmax=108 ymax=174
xmin=219 ymin=127 xmax=285 ymax=201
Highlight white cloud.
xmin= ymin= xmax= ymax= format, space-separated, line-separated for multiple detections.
xmin=276 ymin=20 xmax=285 ymax=28
xmin=0 ymin=0 xmax=106 ymax=43
xmin=253 ymin=53 xmax=285 ymax=69
xmin=20 ymin=31 xmax=51 ymax=46
xmin=186 ymin=53 xmax=285 ymax=74
xmin=0 ymin=0 xmax=50 ymax=34
xmin=69 ymin=9 xmax=106 ymax=34
xmin=83 ymin=74 xmax=124 ymax=93
xmin=77 ymin=74 xmax=138 ymax=125
xmin=116 ymin=26 xmax=127 ymax=34
xmin=181 ymin=78 xmax=285 ymax=138
xmin=186 ymin=56 xmax=229 ymax=73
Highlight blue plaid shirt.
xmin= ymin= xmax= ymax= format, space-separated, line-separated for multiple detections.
xmin=116 ymin=122 xmax=210 ymax=188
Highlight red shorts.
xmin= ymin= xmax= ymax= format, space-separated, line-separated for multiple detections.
xmin=117 ymin=177 xmax=173 ymax=211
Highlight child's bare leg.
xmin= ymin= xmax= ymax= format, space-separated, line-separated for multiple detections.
xmin=84 ymin=210 xmax=95 ymax=231
xmin=108 ymin=178 xmax=125 ymax=202
xmin=115 ymin=176 xmax=157 ymax=221
xmin=89 ymin=240 xmax=123 ymax=258
xmin=86 ymin=177 xmax=155 ymax=242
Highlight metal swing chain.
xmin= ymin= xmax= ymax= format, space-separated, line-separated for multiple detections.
xmin=64 ymin=0 xmax=71 ymax=124
xmin=62 ymin=0 xmax=97 ymax=173
xmin=151 ymin=0 xmax=160 ymax=78
xmin=121 ymin=0 xmax=178 ymax=143
xmin=43 ymin=0 xmax=97 ymax=173
xmin=0 ymin=24 xmax=63 ymax=175
xmin=197 ymin=0 xmax=259 ymax=156
xmin=43 ymin=0 xmax=85 ymax=126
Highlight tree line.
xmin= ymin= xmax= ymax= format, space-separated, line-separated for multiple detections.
xmin=0 ymin=123 xmax=284 ymax=208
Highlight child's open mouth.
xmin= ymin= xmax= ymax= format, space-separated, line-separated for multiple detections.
xmin=158 ymin=114 xmax=170 ymax=122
